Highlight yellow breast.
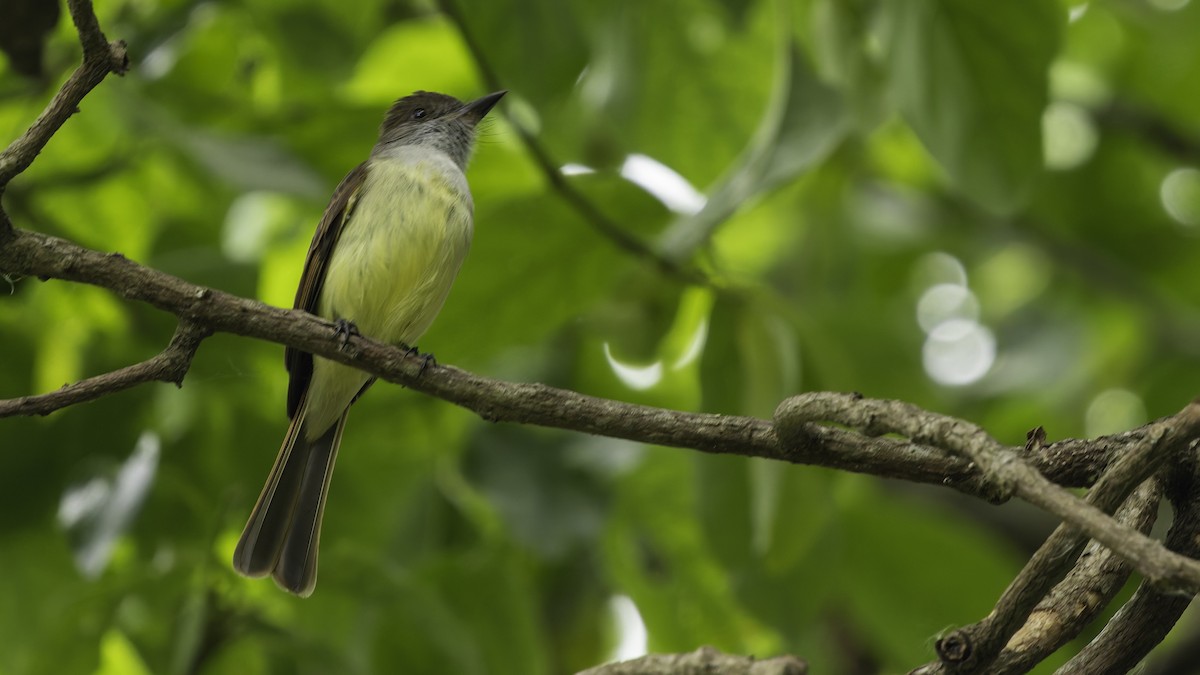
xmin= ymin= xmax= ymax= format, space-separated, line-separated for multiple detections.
xmin=319 ymin=157 xmax=473 ymax=346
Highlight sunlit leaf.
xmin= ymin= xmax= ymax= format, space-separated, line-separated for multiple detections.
xmin=658 ymin=38 xmax=849 ymax=259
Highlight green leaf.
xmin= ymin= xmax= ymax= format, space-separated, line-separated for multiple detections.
xmin=696 ymin=295 xmax=829 ymax=643
xmin=453 ymin=0 xmax=589 ymax=105
xmin=421 ymin=176 xmax=630 ymax=367
xmin=840 ymin=487 xmax=1021 ymax=667
xmin=697 ymin=295 xmax=803 ymax=562
xmin=169 ymin=127 xmax=327 ymax=198
xmin=605 ymin=449 xmax=771 ymax=654
xmin=658 ymin=38 xmax=849 ymax=259
xmin=424 ymin=547 xmax=550 ymax=675
xmin=97 ymin=629 xmax=154 ymax=675
xmin=808 ymin=0 xmax=889 ymax=129
xmin=881 ymin=0 xmax=1064 ymax=213
xmin=342 ymin=18 xmax=480 ymax=106
xmin=0 ymin=531 xmax=107 ymax=675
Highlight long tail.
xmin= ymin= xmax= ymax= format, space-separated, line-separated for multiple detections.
xmin=233 ymin=398 xmax=347 ymax=597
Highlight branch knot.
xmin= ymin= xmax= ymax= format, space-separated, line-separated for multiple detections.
xmin=109 ymin=40 xmax=130 ymax=75
xmin=935 ymin=630 xmax=972 ymax=664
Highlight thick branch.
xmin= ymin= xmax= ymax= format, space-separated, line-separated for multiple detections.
xmin=0 ymin=0 xmax=128 ymax=188
xmin=4 ymin=228 xmax=1198 ymax=513
xmin=1058 ymin=468 xmax=1200 ymax=674
xmin=990 ymin=477 xmax=1163 ymax=674
xmin=6 ymin=226 xmax=1200 ymax=618
xmin=0 ymin=228 xmax=975 ymax=486
xmin=0 ymin=225 xmax=1124 ymax=511
xmin=917 ymin=423 xmax=1176 ymax=673
xmin=0 ymin=320 xmax=210 ymax=417
xmin=777 ymin=393 xmax=1200 ymax=594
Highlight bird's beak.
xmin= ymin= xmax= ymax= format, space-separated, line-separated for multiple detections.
xmin=460 ymin=90 xmax=507 ymax=123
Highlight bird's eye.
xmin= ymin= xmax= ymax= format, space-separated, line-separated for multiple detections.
xmin=412 ymin=108 xmax=427 ymax=120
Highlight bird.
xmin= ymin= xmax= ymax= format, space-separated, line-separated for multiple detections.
xmin=233 ymin=90 xmax=506 ymax=596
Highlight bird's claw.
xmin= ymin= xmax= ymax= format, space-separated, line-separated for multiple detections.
xmin=401 ymin=343 xmax=437 ymax=377
xmin=333 ymin=319 xmax=360 ymax=351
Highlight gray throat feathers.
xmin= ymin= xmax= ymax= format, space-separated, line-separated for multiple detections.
xmin=372 ymin=126 xmax=476 ymax=172
xmin=369 ymin=144 xmax=473 ymax=207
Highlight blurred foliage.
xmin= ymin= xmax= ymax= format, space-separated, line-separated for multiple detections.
xmin=3 ymin=0 xmax=1200 ymax=673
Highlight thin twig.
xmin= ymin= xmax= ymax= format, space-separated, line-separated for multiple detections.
xmin=1095 ymin=100 xmax=1200 ymax=164
xmin=0 ymin=0 xmax=128 ymax=187
xmin=0 ymin=321 xmax=210 ymax=417
xmin=434 ymin=0 xmax=708 ymax=286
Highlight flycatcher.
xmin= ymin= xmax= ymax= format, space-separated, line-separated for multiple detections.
xmin=233 ymin=90 xmax=506 ymax=596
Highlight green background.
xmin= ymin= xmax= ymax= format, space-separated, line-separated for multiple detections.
xmin=2 ymin=0 xmax=1199 ymax=672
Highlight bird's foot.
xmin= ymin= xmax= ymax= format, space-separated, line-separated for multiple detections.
xmin=401 ymin=343 xmax=437 ymax=377
xmin=333 ymin=319 xmax=360 ymax=351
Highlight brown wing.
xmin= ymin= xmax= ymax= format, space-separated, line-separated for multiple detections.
xmin=285 ymin=162 xmax=369 ymax=419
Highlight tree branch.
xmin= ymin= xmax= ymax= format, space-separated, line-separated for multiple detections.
xmin=989 ymin=477 xmax=1163 ymax=674
xmin=5 ymin=5 xmax=1200 ymax=673
xmin=1 ymin=227 xmax=1183 ymax=509
xmin=0 ymin=0 xmax=128 ymax=190
xmin=6 ymin=225 xmax=1200 ymax=632
xmin=0 ymin=229 xmax=946 ymax=479
xmin=1095 ymin=100 xmax=1200 ymax=165
xmin=776 ymin=393 xmax=1200 ymax=594
xmin=0 ymin=320 xmax=210 ymax=417
xmin=1058 ymin=467 xmax=1200 ymax=674
xmin=575 ymin=646 xmax=807 ymax=675
xmin=917 ymin=423 xmax=1175 ymax=673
